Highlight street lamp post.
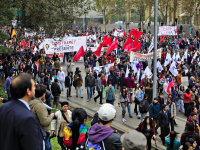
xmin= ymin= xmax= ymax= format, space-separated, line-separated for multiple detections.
xmin=153 ymin=0 xmax=158 ymax=99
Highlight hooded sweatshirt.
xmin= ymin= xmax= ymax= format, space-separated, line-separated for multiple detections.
xmin=87 ymin=123 xmax=114 ymax=143
xmin=57 ymin=67 xmax=65 ymax=82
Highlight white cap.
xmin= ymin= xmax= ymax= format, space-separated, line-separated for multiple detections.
xmin=98 ymin=103 xmax=116 ymax=121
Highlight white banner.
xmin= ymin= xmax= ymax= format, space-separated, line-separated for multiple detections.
xmin=43 ymin=37 xmax=87 ymax=54
xmin=25 ymin=32 xmax=36 ymax=37
xmin=181 ymin=77 xmax=188 ymax=87
xmin=148 ymin=37 xmax=154 ymax=53
xmin=158 ymin=26 xmax=177 ymax=35
xmin=92 ymin=63 xmax=114 ymax=80
xmin=114 ymin=29 xmax=125 ymax=37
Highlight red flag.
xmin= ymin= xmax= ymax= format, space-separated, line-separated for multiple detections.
xmin=106 ymin=38 xmax=118 ymax=55
xmin=127 ymin=39 xmax=138 ymax=53
xmin=166 ymin=76 xmax=174 ymax=94
xmin=130 ymin=29 xmax=143 ymax=39
xmin=107 ymin=37 xmax=112 ymax=46
xmin=83 ymin=33 xmax=87 ymax=36
xmin=20 ymin=40 xmax=26 ymax=47
xmin=122 ymin=34 xmax=132 ymax=50
xmin=26 ymin=40 xmax=30 ymax=47
xmin=160 ymin=35 xmax=165 ymax=44
xmin=93 ymin=43 xmax=103 ymax=57
xmin=102 ymin=36 xmax=108 ymax=46
xmin=131 ymin=42 xmax=141 ymax=52
xmin=73 ymin=46 xmax=85 ymax=61
xmin=124 ymin=31 xmax=126 ymax=37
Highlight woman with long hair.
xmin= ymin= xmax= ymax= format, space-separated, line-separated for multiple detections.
xmin=167 ymin=97 xmax=176 ymax=131
xmin=118 ymin=86 xmax=131 ymax=122
xmin=63 ymin=108 xmax=87 ymax=150
xmin=133 ymin=83 xmax=140 ymax=114
xmin=136 ymin=116 xmax=156 ymax=150
xmin=165 ymin=131 xmax=181 ymax=150
xmin=183 ymin=88 xmax=192 ymax=116
xmin=178 ymin=85 xmax=185 ymax=113
xmin=188 ymin=107 xmax=199 ymax=124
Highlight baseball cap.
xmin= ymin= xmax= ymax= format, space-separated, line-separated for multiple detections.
xmin=120 ymin=130 xmax=147 ymax=150
xmin=98 ymin=103 xmax=116 ymax=121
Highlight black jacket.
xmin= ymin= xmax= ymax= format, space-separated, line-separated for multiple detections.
xmin=107 ymin=74 xmax=117 ymax=86
xmin=65 ymin=76 xmax=72 ymax=87
xmin=0 ymin=100 xmax=43 ymax=150
xmin=52 ymin=55 xmax=58 ymax=62
xmin=51 ymin=82 xmax=61 ymax=96
xmin=25 ymin=65 xmax=32 ymax=72
xmin=104 ymin=132 xmax=122 ymax=150
xmin=118 ymin=76 xmax=125 ymax=87
xmin=158 ymin=110 xmax=170 ymax=127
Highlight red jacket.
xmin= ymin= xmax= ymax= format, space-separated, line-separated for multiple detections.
xmin=183 ymin=93 xmax=192 ymax=102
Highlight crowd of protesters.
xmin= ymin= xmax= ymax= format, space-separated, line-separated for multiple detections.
xmin=0 ymin=25 xmax=200 ymax=150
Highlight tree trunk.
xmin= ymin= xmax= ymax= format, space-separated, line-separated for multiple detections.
xmin=141 ymin=12 xmax=144 ymax=31
xmin=103 ymin=10 xmax=106 ymax=32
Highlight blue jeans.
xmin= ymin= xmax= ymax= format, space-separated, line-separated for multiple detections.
xmin=179 ymin=99 xmax=184 ymax=113
xmin=46 ymin=94 xmax=52 ymax=107
xmin=106 ymin=99 xmax=114 ymax=105
xmin=59 ymin=80 xmax=64 ymax=90
xmin=137 ymin=105 xmax=141 ymax=117
xmin=76 ymin=86 xmax=82 ymax=97
xmin=45 ymin=135 xmax=52 ymax=150
xmin=174 ymin=99 xmax=178 ymax=109
xmin=87 ymin=87 xmax=93 ymax=100
xmin=0 ymin=71 xmax=4 ymax=80
xmin=127 ymin=103 xmax=132 ymax=117
xmin=116 ymin=76 xmax=119 ymax=88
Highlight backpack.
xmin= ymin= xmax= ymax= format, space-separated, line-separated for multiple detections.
xmin=108 ymin=75 xmax=114 ymax=84
xmin=85 ymin=138 xmax=105 ymax=150
xmin=139 ymin=99 xmax=149 ymax=113
xmin=73 ymin=80 xmax=77 ymax=87
xmin=185 ymin=132 xmax=195 ymax=143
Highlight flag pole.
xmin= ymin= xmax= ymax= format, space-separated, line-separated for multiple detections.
xmin=153 ymin=0 xmax=158 ymax=99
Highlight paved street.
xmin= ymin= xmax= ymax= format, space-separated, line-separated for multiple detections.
xmin=57 ymin=60 xmax=187 ymax=150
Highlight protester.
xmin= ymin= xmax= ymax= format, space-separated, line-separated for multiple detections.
xmin=136 ymin=86 xmax=145 ymax=119
xmin=51 ymin=102 xmax=72 ymax=150
xmin=87 ymin=103 xmax=122 ymax=149
xmin=139 ymin=94 xmax=149 ymax=122
xmin=56 ymin=67 xmax=65 ymax=91
xmin=65 ymin=72 xmax=72 ymax=99
xmin=63 ymin=108 xmax=88 ymax=150
xmin=29 ymin=84 xmax=54 ymax=150
xmin=0 ymin=73 xmax=44 ymax=150
xmin=51 ymin=78 xmax=61 ymax=109
xmin=4 ymin=71 xmax=15 ymax=101
xmin=165 ymin=131 xmax=181 ymax=150
xmin=105 ymin=81 xmax=116 ymax=105
xmin=149 ymin=97 xmax=161 ymax=135
xmin=85 ymin=72 xmax=96 ymax=102
xmin=94 ymin=74 xmax=103 ymax=104
xmin=74 ymin=70 xmax=83 ymax=98
xmin=166 ymin=97 xmax=176 ymax=131
xmin=158 ymin=104 xmax=170 ymax=146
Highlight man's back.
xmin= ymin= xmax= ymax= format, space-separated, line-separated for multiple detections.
xmin=0 ymin=100 xmax=43 ymax=150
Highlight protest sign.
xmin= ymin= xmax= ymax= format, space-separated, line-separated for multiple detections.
xmin=43 ymin=37 xmax=87 ymax=54
xmin=181 ymin=77 xmax=189 ymax=87
xmin=158 ymin=26 xmax=177 ymax=35
xmin=91 ymin=63 xmax=114 ymax=80
xmin=25 ymin=32 xmax=36 ymax=37
xmin=114 ymin=29 xmax=125 ymax=37
xmin=130 ymin=49 xmax=162 ymax=62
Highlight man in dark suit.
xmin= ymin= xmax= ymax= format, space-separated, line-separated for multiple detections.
xmin=0 ymin=73 xmax=44 ymax=150
xmin=65 ymin=72 xmax=72 ymax=99
xmin=52 ymin=52 xmax=58 ymax=62
xmin=158 ymin=104 xmax=170 ymax=146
